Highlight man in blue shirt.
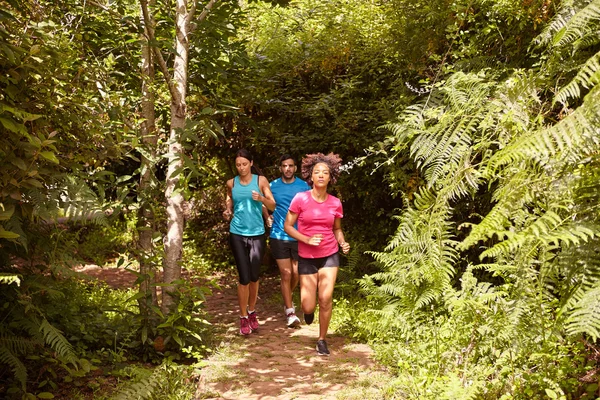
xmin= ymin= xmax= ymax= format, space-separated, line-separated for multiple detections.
xmin=268 ymin=154 xmax=310 ymax=327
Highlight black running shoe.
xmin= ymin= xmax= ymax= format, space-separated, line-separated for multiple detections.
xmin=304 ymin=312 xmax=314 ymax=325
xmin=316 ymin=339 xmax=330 ymax=356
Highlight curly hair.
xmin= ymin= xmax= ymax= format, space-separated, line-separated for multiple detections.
xmin=301 ymin=153 xmax=342 ymax=186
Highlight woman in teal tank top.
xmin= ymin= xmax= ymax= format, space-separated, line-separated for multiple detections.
xmin=223 ymin=149 xmax=276 ymax=335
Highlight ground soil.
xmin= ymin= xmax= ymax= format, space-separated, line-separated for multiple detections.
xmin=76 ymin=265 xmax=387 ymax=400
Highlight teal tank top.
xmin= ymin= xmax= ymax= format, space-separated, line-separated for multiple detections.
xmin=230 ymin=174 xmax=265 ymax=236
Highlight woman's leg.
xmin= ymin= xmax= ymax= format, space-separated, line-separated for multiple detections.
xmin=248 ymin=280 xmax=259 ymax=311
xmin=229 ymin=234 xmax=252 ymax=316
xmin=237 ymin=283 xmax=249 ymax=317
xmin=317 ymin=266 xmax=338 ymax=340
xmin=300 ymin=273 xmax=318 ymax=315
xmin=247 ymin=235 xmax=265 ymax=311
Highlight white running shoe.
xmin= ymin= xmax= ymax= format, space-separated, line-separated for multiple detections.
xmin=286 ymin=311 xmax=301 ymax=328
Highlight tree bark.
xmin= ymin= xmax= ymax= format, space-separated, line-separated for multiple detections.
xmin=138 ymin=0 xmax=159 ymax=314
xmin=139 ymin=0 xmax=218 ymax=314
xmin=161 ymin=0 xmax=192 ymax=314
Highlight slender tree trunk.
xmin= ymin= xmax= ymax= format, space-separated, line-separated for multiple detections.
xmin=140 ymin=0 xmax=217 ymax=314
xmin=138 ymin=0 xmax=158 ymax=314
xmin=161 ymin=0 xmax=191 ymax=314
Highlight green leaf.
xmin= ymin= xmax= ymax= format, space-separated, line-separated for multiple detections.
xmin=10 ymin=158 xmax=27 ymax=170
xmin=0 ymin=227 xmax=20 ymax=239
xmin=0 ymin=205 xmax=15 ymax=221
xmin=39 ymin=151 xmax=59 ymax=164
xmin=115 ymin=175 xmax=132 ymax=184
xmin=0 ymin=116 xmax=27 ymax=135
xmin=23 ymin=178 xmax=44 ymax=188
xmin=37 ymin=392 xmax=55 ymax=399
xmin=545 ymin=389 xmax=558 ymax=399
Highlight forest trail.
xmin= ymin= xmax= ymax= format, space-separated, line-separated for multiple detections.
xmin=195 ymin=272 xmax=384 ymax=400
xmin=76 ymin=265 xmax=388 ymax=399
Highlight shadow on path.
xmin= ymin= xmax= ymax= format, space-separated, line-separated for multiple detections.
xmin=196 ymin=273 xmax=383 ymax=400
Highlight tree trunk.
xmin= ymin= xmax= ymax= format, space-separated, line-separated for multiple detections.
xmin=138 ymin=0 xmax=159 ymax=314
xmin=161 ymin=0 xmax=191 ymax=314
xmin=139 ymin=0 xmax=218 ymax=314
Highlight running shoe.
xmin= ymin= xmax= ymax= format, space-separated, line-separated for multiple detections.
xmin=240 ymin=317 xmax=251 ymax=335
xmin=316 ymin=339 xmax=330 ymax=356
xmin=286 ymin=311 xmax=301 ymax=328
xmin=248 ymin=311 xmax=259 ymax=331
xmin=304 ymin=312 xmax=314 ymax=325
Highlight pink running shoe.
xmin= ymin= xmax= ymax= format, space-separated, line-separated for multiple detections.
xmin=240 ymin=317 xmax=251 ymax=335
xmin=248 ymin=311 xmax=259 ymax=331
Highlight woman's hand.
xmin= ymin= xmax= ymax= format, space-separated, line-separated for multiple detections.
xmin=307 ymin=234 xmax=324 ymax=246
xmin=251 ymin=190 xmax=263 ymax=202
xmin=223 ymin=209 xmax=233 ymax=221
xmin=339 ymin=241 xmax=350 ymax=254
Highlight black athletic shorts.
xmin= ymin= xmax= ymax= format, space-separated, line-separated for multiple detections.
xmin=270 ymin=238 xmax=299 ymax=261
xmin=229 ymin=233 xmax=265 ymax=285
xmin=298 ymin=253 xmax=340 ymax=275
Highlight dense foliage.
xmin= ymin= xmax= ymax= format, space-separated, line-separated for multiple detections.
xmin=2 ymin=0 xmax=600 ymax=398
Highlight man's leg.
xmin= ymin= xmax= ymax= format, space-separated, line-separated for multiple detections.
xmin=277 ymin=258 xmax=294 ymax=309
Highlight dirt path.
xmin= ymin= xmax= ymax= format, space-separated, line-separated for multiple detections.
xmin=75 ymin=265 xmax=387 ymax=399
xmin=195 ymin=272 xmax=384 ymax=400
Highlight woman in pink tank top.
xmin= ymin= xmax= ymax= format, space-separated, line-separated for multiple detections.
xmin=284 ymin=153 xmax=350 ymax=356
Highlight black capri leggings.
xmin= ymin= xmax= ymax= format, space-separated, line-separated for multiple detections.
xmin=229 ymin=233 xmax=265 ymax=285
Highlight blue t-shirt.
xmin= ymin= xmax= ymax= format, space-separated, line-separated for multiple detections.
xmin=230 ymin=174 xmax=265 ymax=236
xmin=269 ymin=177 xmax=310 ymax=240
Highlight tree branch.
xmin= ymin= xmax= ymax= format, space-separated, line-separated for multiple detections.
xmin=188 ymin=0 xmax=218 ymax=33
xmin=139 ymin=0 xmax=182 ymax=105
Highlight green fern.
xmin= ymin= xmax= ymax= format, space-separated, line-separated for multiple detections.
xmin=364 ymin=188 xmax=458 ymax=313
xmin=487 ymin=84 xmax=600 ymax=171
xmin=480 ymin=211 xmax=595 ymax=260
xmin=110 ymin=361 xmax=195 ymax=400
xmin=112 ymin=372 xmax=158 ymax=400
xmin=555 ymin=50 xmax=600 ymax=105
xmin=0 ymin=345 xmax=28 ymax=390
xmin=0 ymin=333 xmax=36 ymax=355
xmin=39 ymin=318 xmax=78 ymax=366
xmin=566 ymin=282 xmax=600 ymax=339
xmin=553 ymin=0 xmax=600 ymax=47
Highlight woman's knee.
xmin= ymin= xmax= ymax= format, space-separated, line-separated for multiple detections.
xmin=318 ymin=294 xmax=333 ymax=310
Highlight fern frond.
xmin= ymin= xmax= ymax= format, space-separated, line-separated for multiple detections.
xmin=555 ymin=50 xmax=600 ymax=105
xmin=566 ymin=281 xmax=600 ymax=339
xmin=0 ymin=345 xmax=27 ymax=390
xmin=573 ymin=31 xmax=600 ymax=51
xmin=364 ymin=187 xmax=458 ymax=313
xmin=60 ymin=176 xmax=108 ymax=225
xmin=480 ymin=209 xmax=595 ymax=260
xmin=487 ymin=84 xmax=600 ymax=171
xmin=554 ymin=0 xmax=600 ymax=47
xmin=459 ymin=164 xmax=546 ymax=252
xmin=0 ymin=334 xmax=37 ymax=355
xmin=110 ymin=363 xmax=162 ymax=400
xmin=533 ymin=2 xmax=578 ymax=47
xmin=553 ymin=237 xmax=600 ymax=315
xmin=39 ymin=318 xmax=77 ymax=365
